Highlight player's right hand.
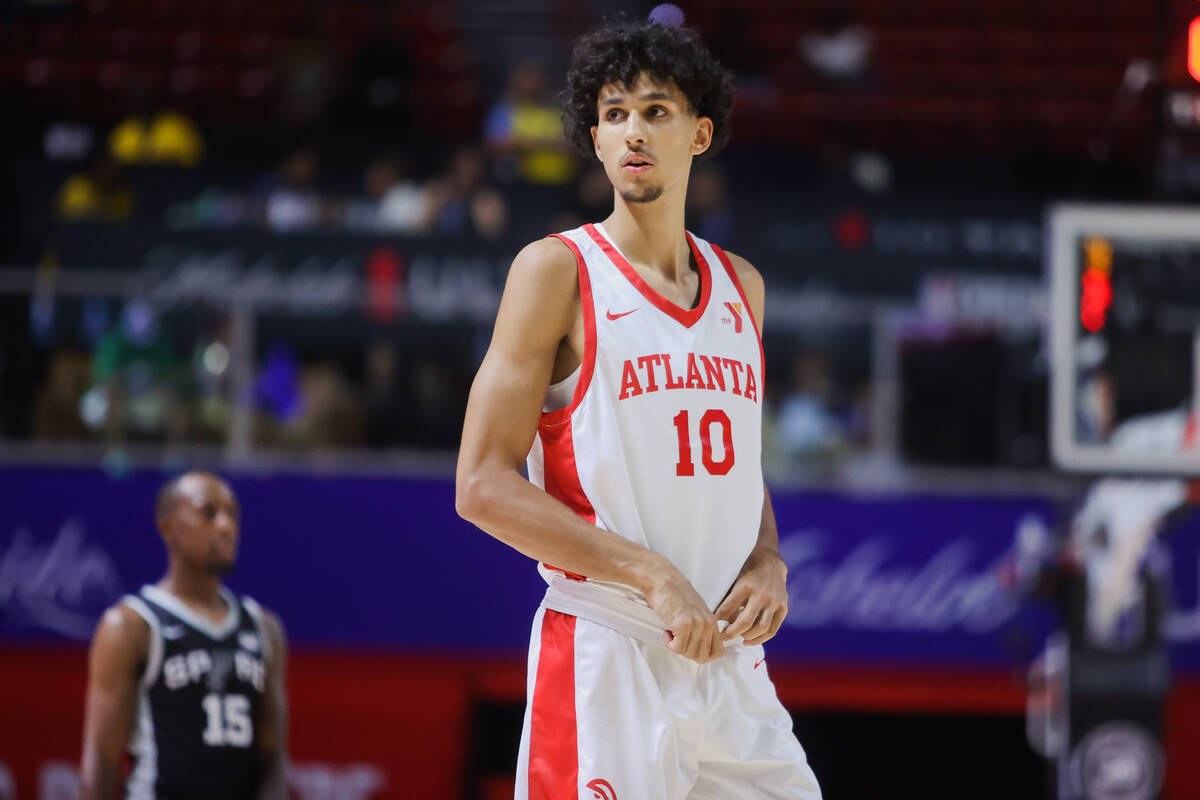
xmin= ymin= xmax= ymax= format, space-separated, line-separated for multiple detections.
xmin=644 ymin=568 xmax=725 ymax=664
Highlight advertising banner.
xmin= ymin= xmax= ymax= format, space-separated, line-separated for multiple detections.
xmin=4 ymin=468 xmax=1200 ymax=670
xmin=5 ymin=467 xmax=1200 ymax=799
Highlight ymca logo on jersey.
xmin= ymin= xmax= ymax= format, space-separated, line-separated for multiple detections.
xmin=722 ymin=301 xmax=744 ymax=333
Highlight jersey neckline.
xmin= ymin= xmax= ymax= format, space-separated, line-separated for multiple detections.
xmin=141 ymin=584 xmax=241 ymax=640
xmin=585 ymin=222 xmax=712 ymax=329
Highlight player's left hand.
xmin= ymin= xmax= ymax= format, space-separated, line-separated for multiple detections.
xmin=715 ymin=546 xmax=788 ymax=646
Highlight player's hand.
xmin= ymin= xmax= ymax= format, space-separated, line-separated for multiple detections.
xmin=643 ymin=565 xmax=725 ymax=664
xmin=715 ymin=546 xmax=789 ymax=646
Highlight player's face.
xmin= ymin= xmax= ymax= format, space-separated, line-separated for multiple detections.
xmin=165 ymin=475 xmax=241 ymax=575
xmin=590 ymin=73 xmax=713 ymax=205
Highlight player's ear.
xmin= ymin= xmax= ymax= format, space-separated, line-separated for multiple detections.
xmin=156 ymin=512 xmax=173 ymax=542
xmin=691 ymin=117 xmax=713 ymax=157
xmin=591 ymin=125 xmax=602 ymax=161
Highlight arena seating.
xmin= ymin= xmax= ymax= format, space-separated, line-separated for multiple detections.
xmin=0 ymin=0 xmax=480 ymax=135
xmin=1 ymin=0 xmax=1164 ymax=151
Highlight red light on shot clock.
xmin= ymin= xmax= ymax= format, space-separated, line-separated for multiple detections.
xmin=1080 ymin=237 xmax=1113 ymax=333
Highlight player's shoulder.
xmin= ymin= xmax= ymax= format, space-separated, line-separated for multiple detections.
xmin=713 ymin=248 xmax=765 ymax=327
xmin=241 ymin=595 xmax=287 ymax=644
xmin=502 ymin=236 xmax=582 ymax=311
xmin=715 ymin=248 xmax=763 ymax=292
xmin=91 ymin=598 xmax=152 ymax=652
xmin=511 ymin=235 xmax=579 ymax=279
xmin=244 ymin=599 xmax=288 ymax=673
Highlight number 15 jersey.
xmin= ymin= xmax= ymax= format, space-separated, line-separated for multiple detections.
xmin=527 ymin=223 xmax=765 ymax=611
xmin=122 ymin=585 xmax=269 ymax=800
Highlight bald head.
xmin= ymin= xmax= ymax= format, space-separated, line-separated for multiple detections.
xmin=156 ymin=472 xmax=240 ymax=575
xmin=156 ymin=471 xmax=228 ymax=521
xmin=155 ymin=474 xmax=186 ymax=521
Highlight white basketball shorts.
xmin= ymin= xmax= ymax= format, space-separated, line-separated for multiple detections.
xmin=514 ymin=605 xmax=822 ymax=800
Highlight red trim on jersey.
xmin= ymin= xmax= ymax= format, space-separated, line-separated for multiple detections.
xmin=539 ymin=233 xmax=597 ymax=581
xmin=542 ymin=233 xmax=597 ymax=425
xmin=712 ymin=243 xmax=766 ymax=396
xmin=528 ymin=610 xmax=578 ymax=799
xmin=538 ymin=416 xmax=597 ymax=524
xmin=583 ymin=223 xmax=712 ymax=329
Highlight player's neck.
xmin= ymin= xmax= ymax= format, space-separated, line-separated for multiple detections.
xmin=603 ymin=188 xmax=692 ymax=283
xmin=159 ymin=569 xmax=227 ymax=618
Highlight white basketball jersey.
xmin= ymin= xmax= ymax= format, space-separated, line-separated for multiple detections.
xmin=526 ymin=222 xmax=765 ymax=611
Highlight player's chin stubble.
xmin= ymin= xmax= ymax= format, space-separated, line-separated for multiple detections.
xmin=620 ymin=184 xmax=664 ymax=204
xmin=208 ymin=558 xmax=235 ymax=575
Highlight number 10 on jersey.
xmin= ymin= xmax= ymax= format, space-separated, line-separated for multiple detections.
xmin=673 ymin=409 xmax=734 ymax=476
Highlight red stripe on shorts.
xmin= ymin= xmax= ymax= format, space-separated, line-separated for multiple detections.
xmin=528 ymin=610 xmax=578 ymax=799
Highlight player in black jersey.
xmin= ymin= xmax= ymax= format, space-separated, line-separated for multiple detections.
xmin=80 ymin=471 xmax=288 ymax=800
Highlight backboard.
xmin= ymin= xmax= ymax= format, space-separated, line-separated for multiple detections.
xmin=1049 ymin=204 xmax=1200 ymax=475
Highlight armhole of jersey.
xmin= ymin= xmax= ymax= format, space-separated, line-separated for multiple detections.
xmin=541 ymin=232 xmax=597 ymax=426
xmin=123 ymin=596 xmax=163 ymax=690
xmin=241 ymin=596 xmax=272 ymax=667
xmin=711 ymin=243 xmax=766 ymax=390
xmin=537 ymin=232 xmax=598 ymax=581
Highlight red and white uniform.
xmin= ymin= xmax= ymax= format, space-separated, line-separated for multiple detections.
xmin=517 ymin=223 xmax=821 ymax=799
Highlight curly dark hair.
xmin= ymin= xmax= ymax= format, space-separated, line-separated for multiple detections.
xmin=563 ymin=20 xmax=735 ymax=160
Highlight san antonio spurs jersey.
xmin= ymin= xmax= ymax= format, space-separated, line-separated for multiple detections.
xmin=121 ymin=585 xmax=269 ymax=800
xmin=527 ymin=223 xmax=765 ymax=611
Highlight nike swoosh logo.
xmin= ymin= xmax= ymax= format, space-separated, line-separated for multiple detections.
xmin=753 ymin=658 xmax=766 ymax=670
xmin=606 ymin=308 xmax=638 ymax=320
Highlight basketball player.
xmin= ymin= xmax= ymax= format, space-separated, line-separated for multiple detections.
xmin=80 ymin=472 xmax=288 ymax=800
xmin=456 ymin=18 xmax=821 ymax=799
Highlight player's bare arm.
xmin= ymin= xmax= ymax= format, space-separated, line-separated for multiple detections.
xmin=256 ymin=608 xmax=289 ymax=800
xmin=710 ymin=253 xmax=790 ymax=646
xmin=80 ymin=603 xmax=150 ymax=800
xmin=456 ymin=236 xmax=726 ymax=663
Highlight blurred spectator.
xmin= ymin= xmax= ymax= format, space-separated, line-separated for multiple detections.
xmin=82 ymin=299 xmax=186 ymax=442
xmin=377 ymin=156 xmax=432 ymax=234
xmin=165 ymin=187 xmax=250 ymax=230
xmin=275 ymin=17 xmax=340 ymax=129
xmin=797 ymin=8 xmax=874 ymax=88
xmin=109 ymin=109 xmax=204 ymax=167
xmin=44 ymin=122 xmax=94 ymax=162
xmin=255 ymin=341 xmax=304 ymax=431
xmin=686 ymin=164 xmax=733 ymax=243
xmin=188 ymin=316 xmax=235 ymax=443
xmin=344 ymin=154 xmax=431 ymax=234
xmin=107 ymin=79 xmax=204 ymax=167
xmin=426 ymin=146 xmax=508 ymax=239
xmin=1077 ymin=370 xmax=1117 ymax=444
xmin=32 ymin=349 xmax=91 ymax=441
xmin=261 ymin=147 xmax=325 ymax=233
xmin=551 ymin=165 xmax=612 ymax=231
xmin=484 ymin=61 xmax=576 ymax=186
xmin=777 ymin=351 xmax=845 ymax=461
xmin=55 ymin=154 xmax=134 ymax=222
xmin=294 ymin=362 xmax=364 ymax=448
xmin=363 ymin=339 xmax=405 ymax=446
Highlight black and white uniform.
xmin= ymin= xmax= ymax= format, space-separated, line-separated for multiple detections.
xmin=121 ymin=585 xmax=270 ymax=800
